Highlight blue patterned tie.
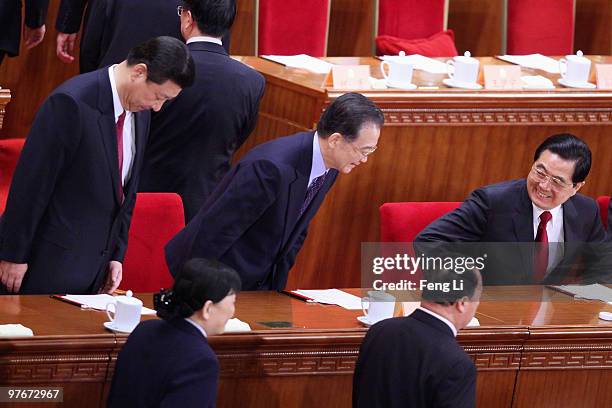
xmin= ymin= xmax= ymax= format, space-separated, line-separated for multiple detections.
xmin=299 ymin=173 xmax=327 ymax=217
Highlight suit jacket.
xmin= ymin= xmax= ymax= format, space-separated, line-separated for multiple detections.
xmin=0 ymin=68 xmax=149 ymax=294
xmin=165 ymin=131 xmax=338 ymax=290
xmin=0 ymin=0 xmax=49 ymax=58
xmin=139 ymin=41 xmax=265 ymax=221
xmin=107 ymin=318 xmax=218 ymax=408
xmin=415 ymin=179 xmax=608 ymax=285
xmin=608 ymin=197 xmax=612 ymax=240
xmin=353 ymin=309 xmax=476 ymax=408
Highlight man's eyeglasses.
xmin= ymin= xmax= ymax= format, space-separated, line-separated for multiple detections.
xmin=177 ymin=5 xmax=186 ymax=16
xmin=529 ymin=165 xmax=574 ymax=191
xmin=349 ymin=141 xmax=377 ymax=159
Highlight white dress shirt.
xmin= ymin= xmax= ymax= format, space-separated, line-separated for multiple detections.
xmin=417 ymin=306 xmax=458 ymax=337
xmin=108 ymin=65 xmax=135 ymax=186
xmin=186 ymin=36 xmax=222 ymax=45
xmin=532 ymin=203 xmax=564 ymax=272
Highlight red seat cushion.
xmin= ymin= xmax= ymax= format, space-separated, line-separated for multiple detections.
xmin=376 ymin=30 xmax=458 ymax=57
xmin=378 ymin=0 xmax=447 ymax=39
xmin=0 ymin=139 xmax=25 ymax=213
xmin=380 ymin=202 xmax=461 ymax=242
xmin=121 ymin=193 xmax=185 ymax=292
xmin=257 ymin=0 xmax=329 ymax=56
xmin=596 ymin=196 xmax=610 ymax=229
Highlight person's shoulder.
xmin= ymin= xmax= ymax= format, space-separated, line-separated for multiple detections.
xmin=52 ymin=69 xmax=103 ymax=104
xmin=477 ymin=179 xmax=525 ymax=197
xmin=568 ymin=192 xmax=598 ymax=211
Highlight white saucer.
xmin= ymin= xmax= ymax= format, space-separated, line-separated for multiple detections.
xmin=357 ymin=316 xmax=373 ymax=327
xmin=443 ymin=78 xmax=483 ymax=90
xmin=386 ymin=80 xmax=417 ymax=90
xmin=558 ymin=78 xmax=596 ymax=89
xmin=104 ymin=321 xmax=134 ymax=334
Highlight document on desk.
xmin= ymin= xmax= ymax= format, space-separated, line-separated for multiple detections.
xmin=292 ymin=289 xmax=362 ymax=310
xmin=551 ymin=284 xmax=612 ymax=303
xmin=380 ymin=54 xmax=448 ymax=74
xmin=262 ymin=54 xmax=334 ymax=74
xmin=59 ymin=294 xmax=157 ymax=315
xmin=497 ymin=54 xmax=560 ymax=74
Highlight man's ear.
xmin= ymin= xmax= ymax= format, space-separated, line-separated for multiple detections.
xmin=201 ymin=300 xmax=214 ymax=320
xmin=130 ymin=63 xmax=148 ymax=82
xmin=326 ymin=132 xmax=344 ymax=149
xmin=572 ymin=181 xmax=585 ymax=195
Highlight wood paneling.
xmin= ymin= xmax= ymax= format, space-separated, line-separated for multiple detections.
xmin=575 ymin=0 xmax=612 ymax=55
xmin=448 ymin=0 xmax=504 ymax=56
xmin=327 ymin=0 xmax=375 ymax=56
xmin=231 ymin=0 xmax=256 ymax=55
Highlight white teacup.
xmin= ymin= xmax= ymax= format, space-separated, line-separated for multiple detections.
xmin=380 ymin=59 xmax=414 ymax=87
xmin=362 ymin=291 xmax=396 ymax=324
xmin=106 ymin=293 xmax=142 ymax=332
xmin=446 ymin=51 xmax=479 ymax=84
xmin=559 ymin=51 xmax=591 ymax=84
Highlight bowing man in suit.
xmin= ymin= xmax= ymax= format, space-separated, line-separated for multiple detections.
xmin=139 ymin=0 xmax=265 ymax=221
xmin=107 ymin=258 xmax=241 ymax=408
xmin=0 ymin=0 xmax=49 ymax=65
xmin=165 ymin=93 xmax=384 ymax=290
xmin=0 ymin=36 xmax=195 ymax=295
xmin=416 ymin=134 xmax=607 ymax=285
xmin=353 ymin=268 xmax=481 ymax=408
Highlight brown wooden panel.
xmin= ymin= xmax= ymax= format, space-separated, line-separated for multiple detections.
xmin=327 ymin=0 xmax=375 ymax=57
xmin=575 ymin=0 xmax=612 ymax=55
xmin=448 ymin=0 xmax=504 ymax=56
xmin=231 ymin=0 xmax=256 ymax=55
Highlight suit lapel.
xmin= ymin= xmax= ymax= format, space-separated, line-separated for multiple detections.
xmin=512 ymin=182 xmax=535 ymax=279
xmin=562 ymin=198 xmax=580 ymax=242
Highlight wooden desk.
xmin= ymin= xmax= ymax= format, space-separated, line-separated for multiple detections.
xmin=233 ymin=56 xmax=612 ymax=290
xmin=1 ymin=288 xmax=611 ymax=407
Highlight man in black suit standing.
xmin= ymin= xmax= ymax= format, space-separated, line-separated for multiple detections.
xmin=0 ymin=36 xmax=195 ymax=295
xmin=0 ymin=0 xmax=48 ymax=65
xmin=353 ymin=268 xmax=481 ymax=408
xmin=139 ymin=0 xmax=265 ymax=221
xmin=416 ymin=134 xmax=607 ymax=285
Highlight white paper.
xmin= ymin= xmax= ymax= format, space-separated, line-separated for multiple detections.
xmin=63 ymin=294 xmax=156 ymax=315
xmin=521 ymin=75 xmax=555 ymax=89
xmin=381 ymin=54 xmax=449 ymax=74
xmin=552 ymin=284 xmax=612 ymax=303
xmin=0 ymin=324 xmax=34 ymax=337
xmin=224 ymin=318 xmax=251 ymax=333
xmin=467 ymin=317 xmax=480 ymax=327
xmin=262 ymin=54 xmax=334 ymax=74
xmin=293 ymin=289 xmax=362 ymax=310
xmin=497 ymin=54 xmax=560 ymax=74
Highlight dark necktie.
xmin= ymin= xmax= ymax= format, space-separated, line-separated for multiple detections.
xmin=116 ymin=111 xmax=126 ymax=197
xmin=534 ymin=211 xmax=552 ymax=283
xmin=299 ymin=173 xmax=327 ymax=217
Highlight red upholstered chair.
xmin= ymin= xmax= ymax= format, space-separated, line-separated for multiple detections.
xmin=121 ymin=193 xmax=185 ymax=292
xmin=380 ymin=202 xmax=461 ymax=242
xmin=505 ymin=0 xmax=575 ymax=55
xmin=255 ymin=0 xmax=331 ymax=56
xmin=596 ymin=196 xmax=610 ymax=229
xmin=0 ymin=138 xmax=25 ymax=213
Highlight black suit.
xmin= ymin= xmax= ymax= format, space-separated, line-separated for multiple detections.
xmin=0 ymin=0 xmax=49 ymax=63
xmin=353 ymin=309 xmax=476 ymax=408
xmin=165 ymin=131 xmax=338 ymax=290
xmin=139 ymin=41 xmax=265 ymax=221
xmin=415 ymin=179 xmax=608 ymax=285
xmin=0 ymin=68 xmax=149 ymax=294
xmin=107 ymin=318 xmax=218 ymax=408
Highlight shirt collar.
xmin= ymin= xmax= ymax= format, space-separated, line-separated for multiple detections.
xmin=186 ymin=36 xmax=222 ymax=45
xmin=108 ymin=65 xmax=125 ymax=120
xmin=308 ymin=132 xmax=328 ymax=186
xmin=184 ymin=318 xmax=208 ymax=338
xmin=532 ymin=202 xmax=563 ymax=229
xmin=417 ymin=306 xmax=458 ymax=337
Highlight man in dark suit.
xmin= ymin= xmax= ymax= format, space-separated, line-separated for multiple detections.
xmin=55 ymin=0 xmax=230 ymax=71
xmin=0 ymin=0 xmax=48 ymax=65
xmin=416 ymin=134 xmax=608 ymax=285
xmin=165 ymin=93 xmax=384 ymax=290
xmin=0 ymin=36 xmax=195 ymax=295
xmin=353 ymin=268 xmax=481 ymax=408
xmin=139 ymin=0 xmax=265 ymax=221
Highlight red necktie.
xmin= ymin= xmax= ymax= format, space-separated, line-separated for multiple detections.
xmin=534 ymin=211 xmax=552 ymax=283
xmin=116 ymin=111 xmax=126 ymax=197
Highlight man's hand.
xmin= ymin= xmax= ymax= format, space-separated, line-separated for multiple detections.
xmin=0 ymin=261 xmax=28 ymax=293
xmin=56 ymin=32 xmax=77 ymax=63
xmin=24 ymin=25 xmax=46 ymax=49
xmin=101 ymin=261 xmax=122 ymax=294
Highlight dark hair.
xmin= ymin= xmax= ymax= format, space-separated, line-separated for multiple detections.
xmin=421 ymin=268 xmax=481 ymax=305
xmin=127 ymin=36 xmax=195 ymax=89
xmin=156 ymin=258 xmax=241 ymax=320
xmin=316 ymin=93 xmax=384 ymax=141
xmin=533 ymin=133 xmax=592 ymax=183
xmin=182 ymin=0 xmax=236 ymax=37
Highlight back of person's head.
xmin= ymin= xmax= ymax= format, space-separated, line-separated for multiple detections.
xmin=182 ymin=0 xmax=236 ymax=37
xmin=317 ymin=93 xmax=384 ymax=141
xmin=156 ymin=258 xmax=241 ymax=320
xmin=127 ymin=36 xmax=195 ymax=88
xmin=533 ymin=133 xmax=591 ymax=183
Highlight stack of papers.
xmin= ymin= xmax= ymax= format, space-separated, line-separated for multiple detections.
xmin=497 ymin=54 xmax=560 ymax=74
xmin=551 ymin=284 xmax=612 ymax=303
xmin=262 ymin=55 xmax=334 ymax=74
xmin=0 ymin=324 xmax=34 ymax=337
xmin=291 ymin=289 xmax=362 ymax=310
xmin=61 ymin=294 xmax=157 ymax=315
xmin=380 ymin=54 xmax=448 ymax=74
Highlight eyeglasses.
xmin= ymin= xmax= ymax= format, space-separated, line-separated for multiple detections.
xmin=177 ymin=5 xmax=186 ymax=16
xmin=529 ymin=165 xmax=574 ymax=191
xmin=349 ymin=141 xmax=377 ymax=159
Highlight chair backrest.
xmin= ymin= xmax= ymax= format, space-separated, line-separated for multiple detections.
xmin=376 ymin=0 xmax=448 ymax=40
xmin=255 ymin=0 xmax=331 ymax=56
xmin=596 ymin=196 xmax=610 ymax=229
xmin=0 ymin=138 xmax=26 ymax=213
xmin=505 ymin=0 xmax=575 ymax=55
xmin=380 ymin=201 xmax=461 ymax=242
xmin=121 ymin=193 xmax=185 ymax=292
